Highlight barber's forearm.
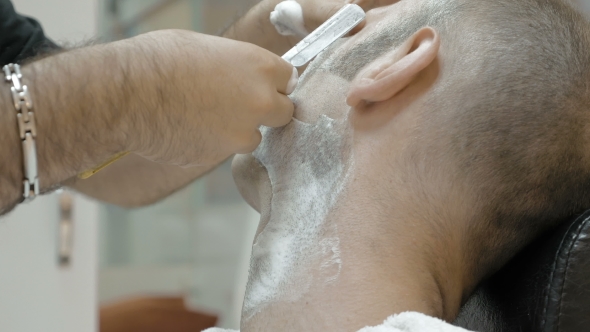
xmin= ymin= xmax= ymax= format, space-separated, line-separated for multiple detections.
xmin=0 ymin=40 xmax=151 ymax=213
xmin=0 ymin=27 xmax=297 ymax=212
xmin=66 ymin=154 xmax=215 ymax=208
xmin=223 ymin=0 xmax=296 ymax=55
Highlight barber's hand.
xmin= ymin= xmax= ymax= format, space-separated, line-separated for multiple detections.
xmin=128 ymin=30 xmax=296 ymax=167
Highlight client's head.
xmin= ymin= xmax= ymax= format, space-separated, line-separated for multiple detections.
xmin=233 ymin=0 xmax=590 ymax=329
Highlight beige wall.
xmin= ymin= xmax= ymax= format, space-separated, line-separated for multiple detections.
xmin=13 ymin=0 xmax=98 ymax=43
xmin=0 ymin=1 xmax=99 ymax=332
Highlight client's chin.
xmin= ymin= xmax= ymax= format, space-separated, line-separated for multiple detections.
xmin=231 ymin=154 xmax=273 ymax=238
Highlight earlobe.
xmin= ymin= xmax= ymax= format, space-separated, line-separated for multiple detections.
xmin=346 ymin=27 xmax=440 ymax=108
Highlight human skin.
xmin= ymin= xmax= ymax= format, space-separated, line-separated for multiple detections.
xmin=0 ymin=30 xmax=296 ymax=214
xmin=21 ymin=0 xmax=400 ymax=209
xmin=232 ymin=3 xmax=472 ymax=331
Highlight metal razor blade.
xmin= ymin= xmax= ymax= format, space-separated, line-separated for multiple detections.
xmin=282 ymin=4 xmax=366 ymax=67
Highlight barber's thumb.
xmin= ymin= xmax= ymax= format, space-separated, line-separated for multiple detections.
xmin=286 ymin=67 xmax=299 ymax=95
xmin=274 ymin=54 xmax=299 ymax=95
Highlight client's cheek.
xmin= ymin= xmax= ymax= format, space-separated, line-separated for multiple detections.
xmin=291 ymin=74 xmax=351 ymax=123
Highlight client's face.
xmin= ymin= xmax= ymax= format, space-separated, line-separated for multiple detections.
xmin=232 ymin=0 xmax=586 ymax=328
xmin=233 ymin=3 xmax=409 ymax=214
xmin=231 ymin=36 xmax=358 ymax=323
xmin=232 ymin=1 xmax=444 ymax=325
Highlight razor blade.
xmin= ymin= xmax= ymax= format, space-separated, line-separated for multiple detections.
xmin=282 ymin=4 xmax=366 ymax=67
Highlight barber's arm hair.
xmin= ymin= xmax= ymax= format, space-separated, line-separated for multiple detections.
xmin=69 ymin=1 xmax=301 ymax=207
xmin=71 ymin=0 xmax=305 ymax=207
xmin=0 ymin=40 xmax=200 ymax=213
xmin=1 ymin=0 xmax=301 ymax=211
xmin=0 ymin=44 xmax=139 ymax=213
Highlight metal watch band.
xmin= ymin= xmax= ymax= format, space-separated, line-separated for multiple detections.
xmin=3 ymin=64 xmax=39 ymax=201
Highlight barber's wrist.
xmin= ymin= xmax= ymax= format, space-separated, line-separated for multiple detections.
xmin=0 ymin=80 xmax=26 ymax=211
xmin=20 ymin=46 xmax=136 ymax=185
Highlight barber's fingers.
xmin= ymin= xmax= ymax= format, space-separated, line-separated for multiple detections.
xmin=234 ymin=129 xmax=262 ymax=154
xmin=285 ymin=67 xmax=299 ymax=95
xmin=241 ymin=94 xmax=293 ymax=153
xmin=274 ymin=58 xmax=299 ymax=95
xmin=260 ymin=93 xmax=295 ymax=128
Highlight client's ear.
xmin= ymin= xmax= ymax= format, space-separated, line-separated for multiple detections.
xmin=346 ymin=27 xmax=440 ymax=107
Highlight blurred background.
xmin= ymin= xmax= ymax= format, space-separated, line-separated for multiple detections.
xmin=2 ymin=0 xmax=590 ymax=331
xmin=98 ymin=1 xmax=264 ymax=330
xmin=0 ymin=0 xmax=262 ymax=331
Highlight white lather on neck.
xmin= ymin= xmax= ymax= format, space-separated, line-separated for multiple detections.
xmin=242 ymin=115 xmax=351 ymax=320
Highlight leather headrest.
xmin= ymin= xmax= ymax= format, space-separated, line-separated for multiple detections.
xmin=454 ymin=210 xmax=590 ymax=332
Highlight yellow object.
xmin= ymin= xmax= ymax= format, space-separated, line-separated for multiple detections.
xmin=78 ymin=151 xmax=130 ymax=180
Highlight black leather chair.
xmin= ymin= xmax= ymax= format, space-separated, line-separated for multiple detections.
xmin=454 ymin=210 xmax=590 ymax=331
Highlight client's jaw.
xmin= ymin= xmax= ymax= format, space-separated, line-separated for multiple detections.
xmin=232 ymin=5 xmax=468 ymax=331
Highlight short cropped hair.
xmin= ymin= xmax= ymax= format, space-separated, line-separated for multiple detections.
xmin=333 ymin=0 xmax=590 ymax=280
xmin=446 ymin=0 xmax=590 ymax=280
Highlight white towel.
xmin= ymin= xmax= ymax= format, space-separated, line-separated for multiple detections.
xmin=203 ymin=311 xmax=473 ymax=332
xmin=357 ymin=312 xmax=472 ymax=332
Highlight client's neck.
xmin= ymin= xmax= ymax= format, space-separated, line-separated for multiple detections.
xmin=241 ymin=186 xmax=467 ymax=331
xmin=335 ymin=192 xmax=467 ymax=323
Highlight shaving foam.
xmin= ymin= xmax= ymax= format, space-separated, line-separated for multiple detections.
xmin=243 ymin=114 xmax=351 ymax=320
xmin=270 ymin=0 xmax=309 ymax=38
xmin=319 ymin=232 xmax=342 ymax=283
